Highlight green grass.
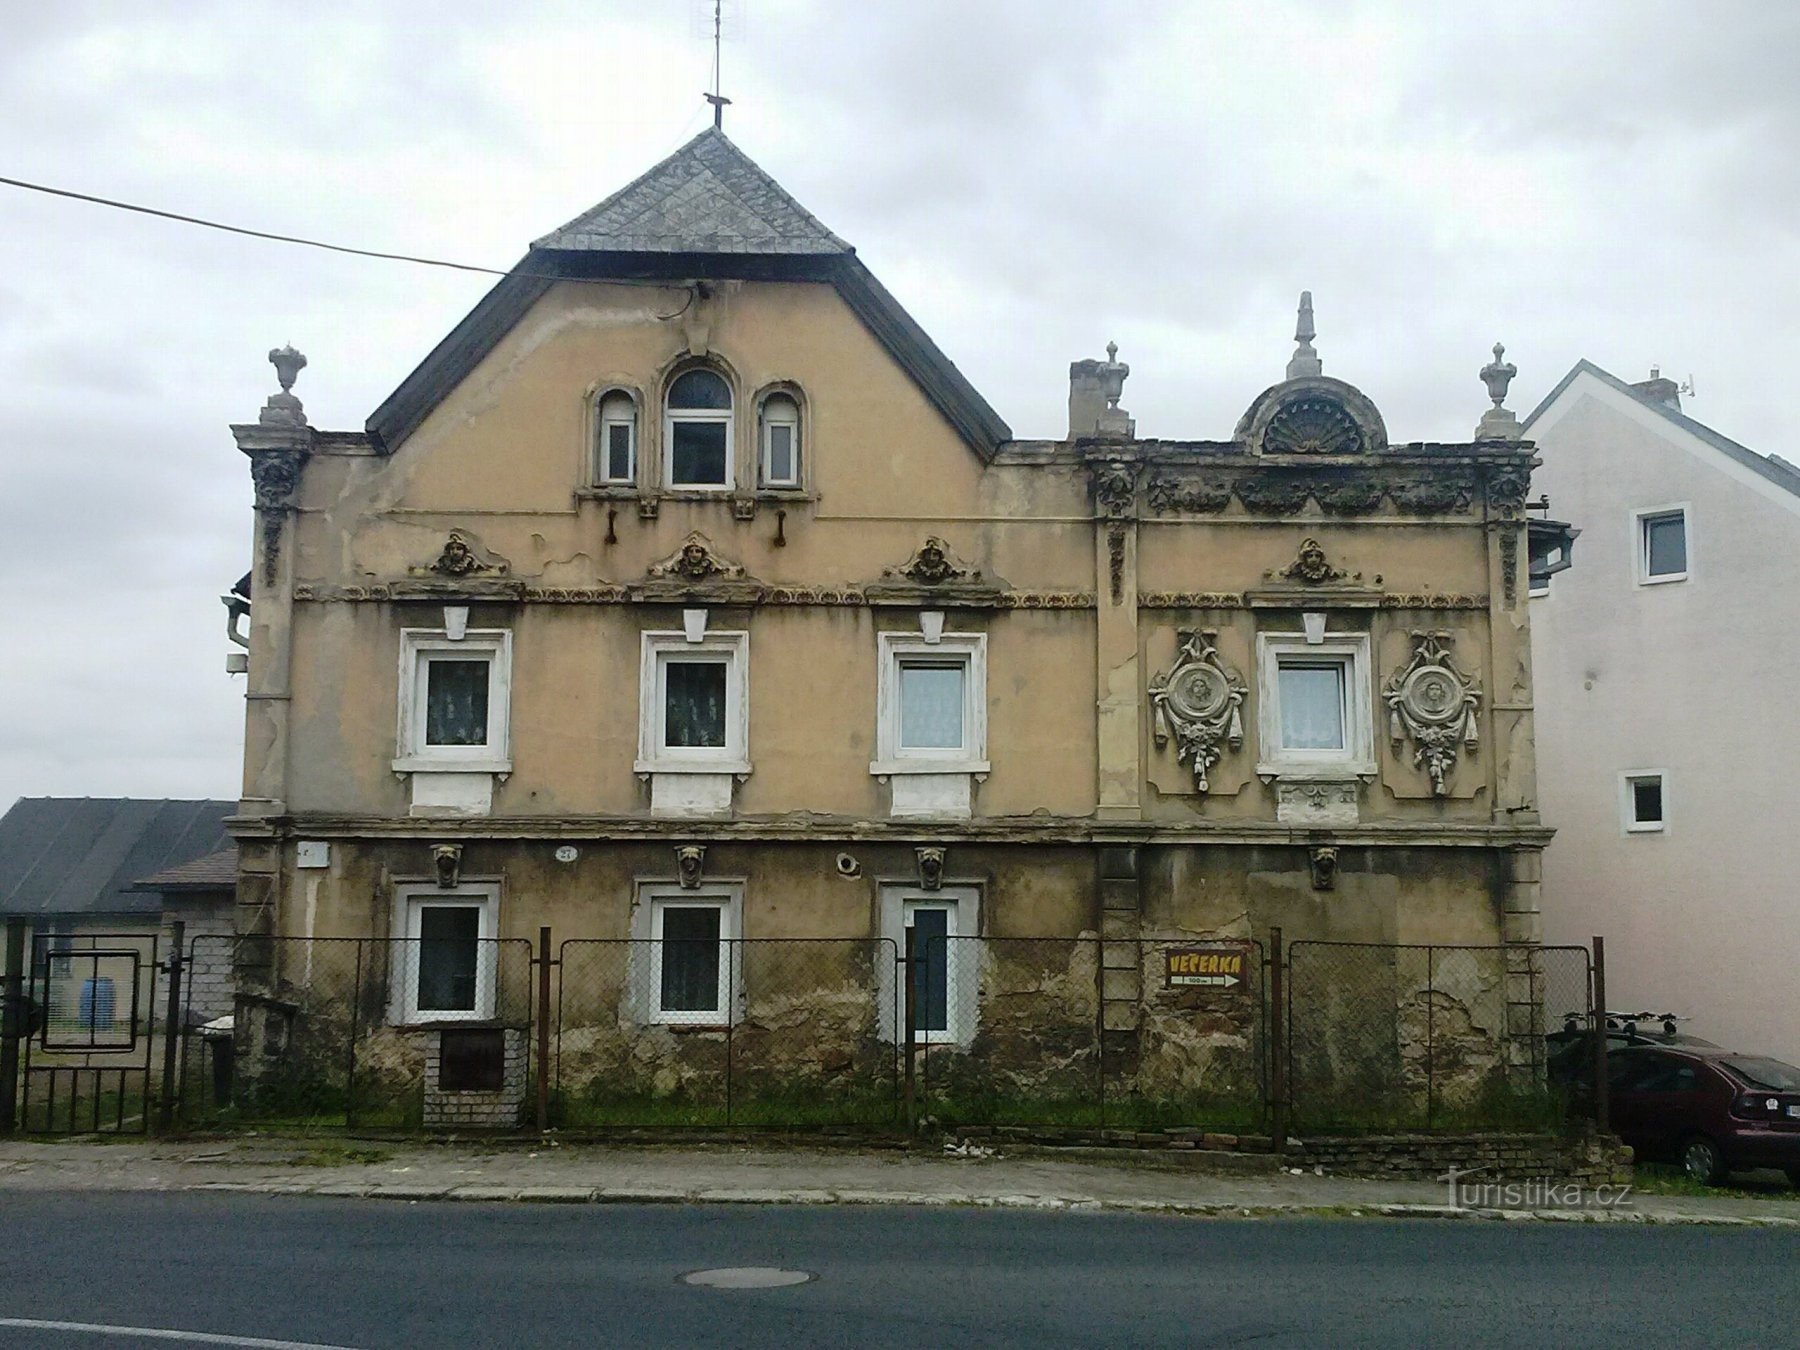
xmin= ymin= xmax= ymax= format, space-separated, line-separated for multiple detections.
xmin=1291 ymin=1081 xmax=1572 ymax=1136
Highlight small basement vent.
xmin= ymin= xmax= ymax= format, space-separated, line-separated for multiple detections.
xmin=439 ymin=1027 xmax=506 ymax=1092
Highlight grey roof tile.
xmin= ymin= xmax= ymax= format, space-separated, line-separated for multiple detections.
xmin=534 ymin=127 xmax=851 ymax=255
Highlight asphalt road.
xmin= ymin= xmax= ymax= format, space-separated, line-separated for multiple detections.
xmin=1 ymin=1195 xmax=1796 ymax=1348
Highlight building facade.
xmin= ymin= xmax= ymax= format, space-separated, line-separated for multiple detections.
xmin=1527 ymin=361 xmax=1800 ymax=1057
xmin=225 ymin=130 xmax=1553 ymax=1116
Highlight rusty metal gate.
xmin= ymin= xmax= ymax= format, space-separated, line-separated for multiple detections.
xmin=19 ymin=933 xmax=164 ymax=1134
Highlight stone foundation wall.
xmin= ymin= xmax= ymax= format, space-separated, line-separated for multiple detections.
xmin=1288 ymin=1131 xmax=1633 ymax=1185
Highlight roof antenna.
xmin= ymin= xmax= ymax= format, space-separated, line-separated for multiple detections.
xmin=703 ymin=0 xmax=732 ymax=129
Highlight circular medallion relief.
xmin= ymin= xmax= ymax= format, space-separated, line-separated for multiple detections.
xmin=1166 ymin=664 xmax=1231 ymax=723
xmin=1400 ymin=666 xmax=1463 ymax=723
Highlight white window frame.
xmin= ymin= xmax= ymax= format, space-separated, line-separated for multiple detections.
xmin=1255 ymin=631 xmax=1375 ymax=778
xmin=758 ymin=392 xmax=802 ymax=489
xmin=593 ymin=387 xmax=638 ymax=487
xmin=394 ymin=628 xmax=512 ymax=774
xmin=872 ymin=631 xmax=989 ymax=776
xmin=1621 ymin=771 xmax=1668 ymax=834
xmin=391 ymin=883 xmax=500 ymax=1025
xmin=631 ymin=882 xmax=743 ymax=1027
xmin=876 ymin=883 xmax=980 ymax=1047
xmin=663 ymin=368 xmax=735 ymax=493
xmin=636 ymin=630 xmax=751 ymax=776
xmin=1634 ymin=504 xmax=1690 ymax=586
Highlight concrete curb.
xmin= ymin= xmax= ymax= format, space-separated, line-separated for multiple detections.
xmin=169 ymin=1180 xmax=1800 ymax=1228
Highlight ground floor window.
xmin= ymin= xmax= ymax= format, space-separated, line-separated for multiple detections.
xmin=633 ymin=883 xmax=743 ymax=1025
xmin=879 ymin=884 xmax=980 ymax=1046
xmin=394 ymin=885 xmax=499 ymax=1023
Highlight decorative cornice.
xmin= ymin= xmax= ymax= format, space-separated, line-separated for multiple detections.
xmin=292 ymin=582 xmax=1095 ymax=610
xmin=1145 ymin=473 xmax=1233 ymax=515
xmin=1141 ymin=469 xmax=1478 ymax=518
xmin=1139 ymin=592 xmax=1246 ymax=609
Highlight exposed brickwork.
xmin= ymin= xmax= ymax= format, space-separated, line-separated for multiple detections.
xmin=167 ymin=900 xmax=235 ymax=1024
xmin=422 ymin=1027 xmax=528 ymax=1129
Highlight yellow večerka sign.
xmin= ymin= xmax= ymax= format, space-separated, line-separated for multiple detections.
xmin=1165 ymin=945 xmax=1250 ymax=992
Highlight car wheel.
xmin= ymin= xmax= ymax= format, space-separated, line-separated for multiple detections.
xmin=1681 ymin=1135 xmax=1727 ymax=1186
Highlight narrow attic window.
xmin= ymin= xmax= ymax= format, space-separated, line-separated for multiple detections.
xmin=759 ymin=393 xmax=801 ymax=488
xmin=665 ymin=368 xmax=734 ymax=491
xmin=595 ymin=390 xmax=637 ymax=485
xmin=1637 ymin=508 xmax=1688 ymax=584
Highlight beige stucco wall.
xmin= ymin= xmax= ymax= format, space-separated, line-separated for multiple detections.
xmin=1532 ymin=376 xmax=1800 ymax=1056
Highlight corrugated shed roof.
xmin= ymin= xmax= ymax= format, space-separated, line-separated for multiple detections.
xmin=0 ymin=798 xmax=234 ymax=917
xmin=533 ymin=127 xmax=851 ymax=255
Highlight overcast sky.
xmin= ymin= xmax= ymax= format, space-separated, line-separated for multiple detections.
xmin=2 ymin=0 xmax=1795 ymax=810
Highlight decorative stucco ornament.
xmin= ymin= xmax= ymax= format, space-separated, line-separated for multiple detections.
xmin=649 ymin=532 xmax=745 ymax=582
xmin=1476 ymin=342 xmax=1523 ymax=441
xmin=1276 ymin=537 xmax=1354 ymax=586
xmin=915 ymin=847 xmax=946 ymax=891
xmin=1309 ymin=847 xmax=1339 ymax=892
xmin=431 ymin=843 xmax=463 ymax=889
xmin=429 ymin=531 xmax=491 ymax=577
xmin=1092 ymin=460 xmax=1137 ymax=518
xmin=1262 ymin=396 xmax=1365 ymax=456
xmin=890 ymin=537 xmax=972 ymax=586
xmin=1148 ymin=630 xmax=1247 ymax=794
xmin=1383 ymin=630 xmax=1482 ymax=796
xmin=675 ymin=845 xmax=706 ymax=889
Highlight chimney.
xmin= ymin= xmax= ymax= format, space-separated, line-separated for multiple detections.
xmin=1069 ymin=342 xmax=1134 ymax=438
xmin=1630 ymin=366 xmax=1681 ymax=411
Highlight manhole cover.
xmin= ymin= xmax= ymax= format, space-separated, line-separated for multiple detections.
xmin=680 ymin=1267 xmax=814 ymax=1290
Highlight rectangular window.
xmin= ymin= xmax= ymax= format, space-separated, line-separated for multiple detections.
xmin=670 ymin=421 xmax=730 ymax=488
xmin=1255 ymin=631 xmax=1374 ymax=776
xmin=424 ymin=659 xmax=490 ymax=747
xmin=657 ymin=905 xmax=723 ymax=1013
xmin=397 ymin=629 xmax=512 ymax=772
xmin=636 ymin=631 xmax=751 ymax=776
xmin=765 ymin=422 xmax=796 ymax=485
xmin=906 ymin=903 xmax=952 ymax=1036
xmin=1624 ymin=772 xmax=1666 ymax=832
xmin=603 ymin=422 xmax=635 ymax=483
xmin=416 ymin=905 xmax=481 ymax=1013
xmin=394 ymin=886 xmax=499 ymax=1024
xmin=636 ymin=886 xmax=742 ymax=1026
xmin=898 ymin=660 xmax=967 ymax=751
xmin=874 ymin=631 xmax=988 ymax=776
xmin=1637 ymin=507 xmax=1688 ymax=583
xmin=1276 ymin=661 xmax=1347 ymax=752
xmin=664 ymin=659 xmax=728 ymax=749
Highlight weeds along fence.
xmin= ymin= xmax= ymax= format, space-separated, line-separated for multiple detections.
xmin=128 ymin=931 xmax=1596 ymax=1137
xmin=1285 ymin=942 xmax=1593 ymax=1132
xmin=177 ymin=934 xmax=534 ymax=1130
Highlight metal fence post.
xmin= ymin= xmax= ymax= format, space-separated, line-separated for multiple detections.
xmin=157 ymin=922 xmax=185 ymax=1132
xmin=1424 ymin=944 xmax=1435 ymax=1130
xmin=1591 ymin=935 xmax=1609 ymax=1134
xmin=536 ymin=926 xmax=552 ymax=1133
xmin=1268 ymin=926 xmax=1287 ymax=1152
xmin=345 ymin=940 xmax=364 ymax=1129
xmin=901 ymin=927 xmax=917 ymax=1135
xmin=0 ymin=917 xmax=24 ymax=1136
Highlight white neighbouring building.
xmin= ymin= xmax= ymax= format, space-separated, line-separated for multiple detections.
xmin=1524 ymin=361 xmax=1800 ymax=1058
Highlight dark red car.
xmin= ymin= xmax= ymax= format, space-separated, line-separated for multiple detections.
xmin=1605 ymin=1045 xmax=1800 ymax=1186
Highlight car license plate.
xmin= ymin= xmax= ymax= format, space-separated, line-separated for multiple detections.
xmin=1788 ymin=1104 xmax=1800 ymax=1119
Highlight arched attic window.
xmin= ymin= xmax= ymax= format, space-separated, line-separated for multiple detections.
xmin=759 ymin=392 xmax=801 ymax=488
xmin=594 ymin=390 xmax=637 ymax=485
xmin=665 ymin=367 xmax=734 ymax=491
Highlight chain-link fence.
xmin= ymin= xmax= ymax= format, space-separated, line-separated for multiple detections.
xmin=1286 ymin=942 xmax=1592 ymax=1132
xmin=553 ymin=938 xmax=901 ymax=1128
xmin=177 ymin=934 xmax=535 ymax=1131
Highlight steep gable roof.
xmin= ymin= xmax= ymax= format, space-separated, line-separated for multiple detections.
xmin=534 ymin=127 xmax=850 ymax=255
xmin=367 ymin=130 xmax=1010 ymax=458
xmin=0 ymin=798 xmax=234 ymax=918
xmin=1524 ymin=359 xmax=1800 ymax=501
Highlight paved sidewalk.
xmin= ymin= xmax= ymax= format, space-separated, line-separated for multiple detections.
xmin=1 ymin=1137 xmax=1796 ymax=1227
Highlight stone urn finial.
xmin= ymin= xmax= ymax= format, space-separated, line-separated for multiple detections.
xmin=1476 ymin=341 xmax=1522 ymax=441
xmin=260 ymin=344 xmax=309 ymax=427
xmin=269 ymin=344 xmax=307 ymax=392
xmin=1480 ymin=342 xmax=1516 ymax=409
